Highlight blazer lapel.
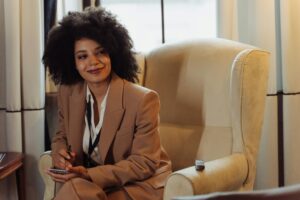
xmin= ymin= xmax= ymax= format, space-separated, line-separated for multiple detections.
xmin=100 ymin=74 xmax=125 ymax=164
xmin=68 ymin=82 xmax=86 ymax=165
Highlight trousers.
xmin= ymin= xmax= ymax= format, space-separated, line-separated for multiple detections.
xmin=54 ymin=178 xmax=131 ymax=200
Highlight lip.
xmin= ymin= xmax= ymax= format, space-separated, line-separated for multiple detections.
xmin=87 ymin=68 xmax=102 ymax=74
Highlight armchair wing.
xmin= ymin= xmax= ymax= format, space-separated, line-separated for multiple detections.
xmin=38 ymin=151 xmax=55 ymax=200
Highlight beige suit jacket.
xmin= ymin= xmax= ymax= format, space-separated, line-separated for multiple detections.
xmin=52 ymin=73 xmax=172 ymax=199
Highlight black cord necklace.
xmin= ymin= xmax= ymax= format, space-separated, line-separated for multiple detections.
xmin=86 ymin=96 xmax=101 ymax=167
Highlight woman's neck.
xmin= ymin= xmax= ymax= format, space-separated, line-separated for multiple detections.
xmin=87 ymin=80 xmax=110 ymax=103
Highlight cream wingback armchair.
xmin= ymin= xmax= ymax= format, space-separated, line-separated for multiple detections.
xmin=39 ymin=38 xmax=270 ymax=200
xmin=144 ymin=38 xmax=269 ymax=200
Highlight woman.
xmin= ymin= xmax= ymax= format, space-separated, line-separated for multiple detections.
xmin=43 ymin=7 xmax=171 ymax=200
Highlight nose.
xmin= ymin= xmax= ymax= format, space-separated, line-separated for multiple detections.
xmin=89 ymin=54 xmax=100 ymax=66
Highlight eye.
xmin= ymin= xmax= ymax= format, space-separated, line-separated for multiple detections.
xmin=77 ymin=54 xmax=87 ymax=60
xmin=95 ymin=49 xmax=106 ymax=56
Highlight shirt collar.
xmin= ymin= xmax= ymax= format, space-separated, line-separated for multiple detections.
xmin=86 ymin=84 xmax=110 ymax=109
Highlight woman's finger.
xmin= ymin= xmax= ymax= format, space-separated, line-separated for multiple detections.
xmin=58 ymin=149 xmax=71 ymax=160
xmin=70 ymin=152 xmax=76 ymax=157
xmin=52 ymin=158 xmax=66 ymax=169
xmin=67 ymin=166 xmax=87 ymax=175
xmin=53 ymin=156 xmax=73 ymax=169
xmin=67 ymin=166 xmax=91 ymax=180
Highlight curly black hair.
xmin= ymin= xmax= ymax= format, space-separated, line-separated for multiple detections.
xmin=42 ymin=7 xmax=139 ymax=85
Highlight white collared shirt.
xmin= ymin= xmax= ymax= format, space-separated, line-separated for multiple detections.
xmin=82 ymin=85 xmax=110 ymax=164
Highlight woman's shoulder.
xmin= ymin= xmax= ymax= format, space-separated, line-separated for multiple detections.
xmin=123 ymin=80 xmax=158 ymax=99
xmin=122 ymin=81 xmax=160 ymax=110
xmin=58 ymin=81 xmax=85 ymax=97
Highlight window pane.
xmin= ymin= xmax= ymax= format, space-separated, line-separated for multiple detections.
xmin=101 ymin=0 xmax=162 ymax=52
xmin=164 ymin=0 xmax=216 ymax=43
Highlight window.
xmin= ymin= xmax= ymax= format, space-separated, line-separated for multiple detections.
xmin=102 ymin=0 xmax=216 ymax=52
xmin=164 ymin=0 xmax=216 ymax=43
xmin=102 ymin=0 xmax=162 ymax=52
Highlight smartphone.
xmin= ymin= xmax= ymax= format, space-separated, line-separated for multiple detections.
xmin=49 ymin=168 xmax=69 ymax=175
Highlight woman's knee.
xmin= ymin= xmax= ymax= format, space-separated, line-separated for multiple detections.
xmin=57 ymin=178 xmax=107 ymax=200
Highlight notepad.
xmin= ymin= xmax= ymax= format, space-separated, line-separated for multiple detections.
xmin=0 ymin=153 xmax=5 ymax=163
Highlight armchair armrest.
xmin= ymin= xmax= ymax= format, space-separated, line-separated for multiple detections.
xmin=38 ymin=151 xmax=55 ymax=200
xmin=163 ymin=153 xmax=248 ymax=200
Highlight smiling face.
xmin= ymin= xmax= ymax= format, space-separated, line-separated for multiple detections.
xmin=74 ymin=38 xmax=112 ymax=86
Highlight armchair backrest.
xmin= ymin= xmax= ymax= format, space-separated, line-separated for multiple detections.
xmin=142 ymin=38 xmax=269 ymax=189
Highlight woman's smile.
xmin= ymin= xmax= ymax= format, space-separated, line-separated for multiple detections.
xmin=87 ymin=68 xmax=102 ymax=74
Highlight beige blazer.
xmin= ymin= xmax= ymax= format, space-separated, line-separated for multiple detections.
xmin=52 ymin=73 xmax=172 ymax=199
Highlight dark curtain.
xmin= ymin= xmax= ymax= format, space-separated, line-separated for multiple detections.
xmin=44 ymin=0 xmax=57 ymax=44
xmin=83 ymin=0 xmax=101 ymax=9
xmin=44 ymin=0 xmax=57 ymax=151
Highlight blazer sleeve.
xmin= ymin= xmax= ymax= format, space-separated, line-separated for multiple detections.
xmin=87 ymin=90 xmax=162 ymax=189
xmin=51 ymin=86 xmax=68 ymax=154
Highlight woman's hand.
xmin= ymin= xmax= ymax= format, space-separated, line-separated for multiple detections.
xmin=52 ymin=148 xmax=76 ymax=169
xmin=46 ymin=166 xmax=91 ymax=183
xmin=68 ymin=166 xmax=91 ymax=181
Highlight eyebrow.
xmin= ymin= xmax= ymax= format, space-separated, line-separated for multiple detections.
xmin=74 ymin=50 xmax=86 ymax=55
xmin=75 ymin=46 xmax=103 ymax=55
